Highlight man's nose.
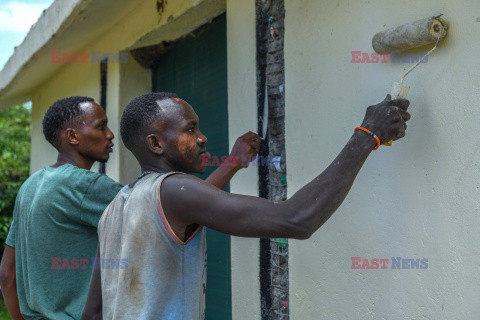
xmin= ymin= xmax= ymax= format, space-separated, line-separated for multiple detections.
xmin=106 ymin=126 xmax=114 ymax=140
xmin=197 ymin=131 xmax=207 ymax=145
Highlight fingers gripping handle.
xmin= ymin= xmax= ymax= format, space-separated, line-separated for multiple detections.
xmin=383 ymin=82 xmax=410 ymax=146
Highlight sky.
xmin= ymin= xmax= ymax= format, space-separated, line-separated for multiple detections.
xmin=0 ymin=0 xmax=54 ymax=70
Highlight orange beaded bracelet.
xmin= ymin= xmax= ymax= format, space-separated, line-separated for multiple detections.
xmin=354 ymin=127 xmax=381 ymax=150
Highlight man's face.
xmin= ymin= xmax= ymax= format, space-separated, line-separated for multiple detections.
xmin=75 ymin=101 xmax=114 ymax=163
xmin=155 ymin=98 xmax=208 ymax=174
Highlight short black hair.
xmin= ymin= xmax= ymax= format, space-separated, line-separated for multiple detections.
xmin=120 ymin=92 xmax=178 ymax=150
xmin=42 ymin=96 xmax=94 ymax=149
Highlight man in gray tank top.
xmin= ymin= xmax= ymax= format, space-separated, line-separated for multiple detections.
xmin=83 ymin=92 xmax=411 ymax=319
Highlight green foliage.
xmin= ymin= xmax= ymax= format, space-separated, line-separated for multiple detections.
xmin=0 ymin=105 xmax=31 ymax=248
xmin=0 ymin=216 xmax=12 ymax=244
xmin=0 ymin=299 xmax=10 ymax=320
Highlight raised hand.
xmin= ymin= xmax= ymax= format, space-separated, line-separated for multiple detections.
xmin=360 ymin=94 xmax=411 ymax=143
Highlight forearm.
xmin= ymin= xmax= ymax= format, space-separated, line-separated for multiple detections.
xmin=286 ymin=131 xmax=375 ymax=237
xmin=1 ymin=278 xmax=23 ymax=320
xmin=205 ymin=166 xmax=241 ymax=190
xmin=82 ymin=245 xmax=102 ymax=320
xmin=0 ymin=245 xmax=23 ymax=320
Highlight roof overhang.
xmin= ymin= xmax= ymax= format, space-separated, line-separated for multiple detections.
xmin=0 ymin=0 xmax=136 ymax=109
xmin=0 ymin=0 xmax=226 ymax=109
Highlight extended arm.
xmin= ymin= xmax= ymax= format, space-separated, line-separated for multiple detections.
xmin=161 ymin=96 xmax=410 ymax=239
xmin=0 ymin=245 xmax=24 ymax=320
xmin=82 ymin=244 xmax=102 ymax=320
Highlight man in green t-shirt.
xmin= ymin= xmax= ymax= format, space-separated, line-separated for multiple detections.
xmin=0 ymin=96 xmax=259 ymax=320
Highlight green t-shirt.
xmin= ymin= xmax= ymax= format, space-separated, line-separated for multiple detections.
xmin=6 ymin=164 xmax=123 ymax=320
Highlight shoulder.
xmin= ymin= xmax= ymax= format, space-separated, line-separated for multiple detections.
xmin=160 ymin=173 xmax=221 ymax=211
xmin=161 ymin=173 xmax=205 ymax=194
xmin=85 ymin=174 xmax=123 ymax=202
xmin=159 ymin=173 xmax=211 ymax=229
xmin=48 ymin=165 xmax=123 ymax=202
xmin=15 ymin=168 xmax=47 ymax=196
xmin=91 ymin=172 xmax=123 ymax=189
xmin=63 ymin=164 xmax=122 ymax=189
xmin=22 ymin=167 xmax=47 ymax=185
xmin=46 ymin=164 xmax=98 ymax=185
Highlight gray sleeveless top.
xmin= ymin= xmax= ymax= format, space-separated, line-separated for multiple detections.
xmin=98 ymin=172 xmax=207 ymax=320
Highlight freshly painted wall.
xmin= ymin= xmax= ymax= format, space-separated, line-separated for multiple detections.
xmin=226 ymin=0 xmax=261 ymax=319
xmin=285 ymin=0 xmax=480 ymax=319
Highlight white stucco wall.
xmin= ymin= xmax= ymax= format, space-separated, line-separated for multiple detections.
xmin=285 ymin=0 xmax=480 ymax=319
xmin=226 ymin=0 xmax=261 ymax=319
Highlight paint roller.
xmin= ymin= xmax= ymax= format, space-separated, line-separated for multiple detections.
xmin=371 ymin=16 xmax=448 ymax=145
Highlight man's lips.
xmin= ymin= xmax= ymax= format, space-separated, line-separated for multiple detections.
xmin=106 ymin=143 xmax=114 ymax=152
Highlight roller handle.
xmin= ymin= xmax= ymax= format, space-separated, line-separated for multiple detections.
xmin=383 ymin=82 xmax=410 ymax=146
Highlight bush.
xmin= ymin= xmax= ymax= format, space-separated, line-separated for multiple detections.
xmin=0 ymin=105 xmax=31 ymax=252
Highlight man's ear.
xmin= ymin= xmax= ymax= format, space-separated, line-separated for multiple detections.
xmin=146 ymin=134 xmax=164 ymax=155
xmin=65 ymin=128 xmax=79 ymax=145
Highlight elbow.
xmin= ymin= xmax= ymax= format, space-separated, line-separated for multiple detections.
xmin=274 ymin=203 xmax=318 ymax=240
xmin=293 ymin=227 xmax=313 ymax=240
xmin=286 ymin=220 xmax=312 ymax=240
xmin=285 ymin=205 xmax=332 ymax=240
xmin=284 ymin=211 xmax=314 ymax=240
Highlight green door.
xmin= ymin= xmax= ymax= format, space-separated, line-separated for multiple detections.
xmin=152 ymin=15 xmax=231 ymax=320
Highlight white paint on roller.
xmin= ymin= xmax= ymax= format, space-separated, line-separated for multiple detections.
xmin=372 ymin=17 xmax=448 ymax=53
